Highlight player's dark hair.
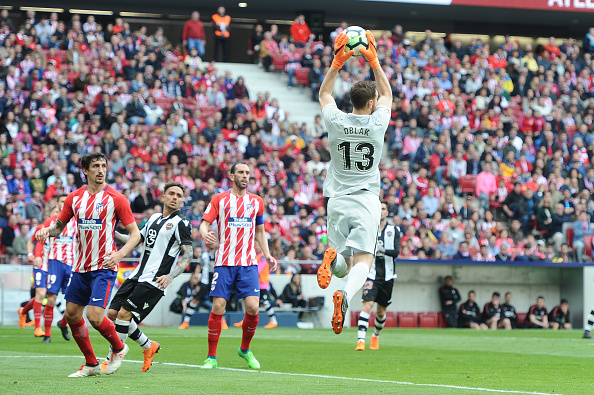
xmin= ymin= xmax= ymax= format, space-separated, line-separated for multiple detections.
xmin=230 ymin=162 xmax=248 ymax=175
xmin=380 ymin=200 xmax=388 ymax=208
xmin=537 ymin=296 xmax=545 ymax=300
xmin=468 ymin=290 xmax=475 ymax=296
xmin=164 ymin=181 xmax=185 ymax=194
xmin=81 ymin=152 xmax=107 ymax=170
xmin=505 ymin=292 xmax=512 ymax=297
xmin=350 ymin=81 xmax=378 ymax=110
xmin=560 ymin=298 xmax=568 ymax=304
xmin=492 ymin=292 xmax=500 ymax=298
xmin=57 ymin=193 xmax=68 ymax=200
xmin=444 ymin=275 xmax=453 ymax=281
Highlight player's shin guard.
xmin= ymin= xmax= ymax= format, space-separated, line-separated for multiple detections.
xmin=33 ymin=301 xmax=43 ymax=329
xmin=586 ymin=306 xmax=594 ymax=332
xmin=207 ymin=312 xmax=224 ymax=357
xmin=114 ymin=318 xmax=130 ymax=343
xmin=358 ymin=311 xmax=370 ymax=341
xmin=44 ymin=304 xmax=54 ymax=337
xmin=184 ymin=300 xmax=198 ymax=323
xmin=95 ymin=316 xmax=125 ymax=352
xmin=69 ymin=319 xmax=98 ymax=365
xmin=344 ymin=262 xmax=369 ymax=304
xmin=128 ymin=319 xmax=152 ymax=350
xmin=22 ymin=298 xmax=34 ymax=314
xmin=263 ymin=299 xmax=277 ymax=324
xmin=374 ymin=315 xmax=386 ymax=337
xmin=241 ymin=313 xmax=259 ymax=352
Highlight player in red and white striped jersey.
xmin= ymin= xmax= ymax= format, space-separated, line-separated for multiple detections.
xmin=36 ymin=153 xmax=140 ymax=377
xmin=38 ymin=194 xmax=78 ymax=343
xmin=199 ymin=162 xmax=278 ymax=370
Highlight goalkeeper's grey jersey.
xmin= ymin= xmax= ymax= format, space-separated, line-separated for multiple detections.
xmin=322 ymin=103 xmax=389 ymax=198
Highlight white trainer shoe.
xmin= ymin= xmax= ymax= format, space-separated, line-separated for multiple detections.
xmin=104 ymin=344 xmax=129 ymax=375
xmin=68 ymin=364 xmax=102 ymax=377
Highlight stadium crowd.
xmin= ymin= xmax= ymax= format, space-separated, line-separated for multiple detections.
xmin=0 ymin=9 xmax=594 ymax=270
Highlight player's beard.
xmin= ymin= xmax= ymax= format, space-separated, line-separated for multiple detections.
xmin=235 ymin=178 xmax=248 ymax=191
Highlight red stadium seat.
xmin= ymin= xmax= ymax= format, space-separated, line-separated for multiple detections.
xmin=459 ymin=175 xmax=477 ymax=194
xmin=438 ymin=313 xmax=448 ymax=328
xmin=272 ymin=54 xmax=287 ymax=71
xmin=418 ymin=312 xmax=438 ymax=328
xmin=566 ymin=227 xmax=574 ymax=249
xmin=397 ymin=312 xmax=417 ymax=328
xmin=350 ymin=311 xmax=396 ymax=328
xmin=516 ymin=313 xmax=527 ymax=326
xmin=384 ymin=312 xmax=397 ymax=328
xmin=295 ymin=68 xmax=310 ymax=86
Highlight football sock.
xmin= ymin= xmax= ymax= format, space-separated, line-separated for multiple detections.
xmin=358 ymin=311 xmax=370 ymax=341
xmin=207 ymin=312 xmax=224 ymax=357
xmin=44 ymin=304 xmax=54 ymax=336
xmin=69 ymin=319 xmax=98 ymax=366
xmin=114 ymin=318 xmax=130 ymax=343
xmin=263 ymin=299 xmax=277 ymax=324
xmin=60 ymin=316 xmax=67 ymax=327
xmin=128 ymin=320 xmax=151 ymax=350
xmin=22 ymin=298 xmax=34 ymax=314
xmin=33 ymin=301 xmax=43 ymax=329
xmin=95 ymin=316 xmax=125 ymax=352
xmin=344 ymin=262 xmax=369 ymax=304
xmin=332 ymin=254 xmax=348 ymax=278
xmin=585 ymin=306 xmax=594 ymax=332
xmin=240 ymin=312 xmax=259 ymax=352
xmin=184 ymin=300 xmax=198 ymax=323
xmin=374 ymin=314 xmax=386 ymax=337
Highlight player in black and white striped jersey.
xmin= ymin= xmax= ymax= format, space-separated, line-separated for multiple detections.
xmin=583 ymin=306 xmax=594 ymax=338
xmin=356 ymin=201 xmax=400 ymax=351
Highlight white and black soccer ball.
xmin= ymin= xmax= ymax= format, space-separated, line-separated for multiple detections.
xmin=343 ymin=26 xmax=369 ymax=57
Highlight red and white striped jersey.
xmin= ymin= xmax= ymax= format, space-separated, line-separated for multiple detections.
xmin=202 ymin=191 xmax=264 ymax=267
xmin=58 ymin=185 xmax=135 ymax=273
xmin=41 ymin=215 xmax=78 ymax=267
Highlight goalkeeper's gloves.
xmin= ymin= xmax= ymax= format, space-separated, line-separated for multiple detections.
xmin=359 ymin=30 xmax=380 ymax=69
xmin=332 ymin=32 xmax=354 ymax=70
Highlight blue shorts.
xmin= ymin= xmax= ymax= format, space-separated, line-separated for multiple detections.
xmin=46 ymin=259 xmax=72 ymax=295
xmin=33 ymin=268 xmax=48 ymax=289
xmin=209 ymin=265 xmax=260 ymax=301
xmin=65 ymin=270 xmax=117 ymax=308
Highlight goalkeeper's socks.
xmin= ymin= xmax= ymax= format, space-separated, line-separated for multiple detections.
xmin=344 ymin=262 xmax=369 ymax=304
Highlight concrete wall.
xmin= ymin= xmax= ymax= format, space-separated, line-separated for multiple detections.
xmin=0 ymin=264 xmax=591 ymax=329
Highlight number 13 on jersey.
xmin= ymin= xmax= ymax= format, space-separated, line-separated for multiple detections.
xmin=337 ymin=141 xmax=375 ymax=171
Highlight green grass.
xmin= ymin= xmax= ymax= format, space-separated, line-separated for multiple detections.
xmin=0 ymin=326 xmax=592 ymax=394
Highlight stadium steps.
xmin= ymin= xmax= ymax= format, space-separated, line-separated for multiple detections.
xmin=221 ymin=62 xmax=321 ymax=128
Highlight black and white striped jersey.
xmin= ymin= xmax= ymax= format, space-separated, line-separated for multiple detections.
xmin=369 ymin=224 xmax=398 ymax=281
xmin=129 ymin=211 xmax=192 ymax=291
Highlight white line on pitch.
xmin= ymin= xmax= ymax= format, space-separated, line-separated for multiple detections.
xmin=1 ymin=355 xmax=559 ymax=395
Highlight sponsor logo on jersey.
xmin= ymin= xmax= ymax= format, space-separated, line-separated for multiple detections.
xmin=55 ymin=236 xmax=73 ymax=244
xmin=228 ymin=217 xmax=252 ymax=228
xmin=166 ymin=223 xmax=173 ymax=230
xmin=78 ymin=218 xmax=102 ymax=230
xmin=205 ymin=203 xmax=212 ymax=214
xmin=95 ymin=202 xmax=105 ymax=213
xmin=146 ymin=228 xmax=158 ymax=247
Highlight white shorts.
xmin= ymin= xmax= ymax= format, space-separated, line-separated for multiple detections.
xmin=327 ymin=190 xmax=381 ymax=257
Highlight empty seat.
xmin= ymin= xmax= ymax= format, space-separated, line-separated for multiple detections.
xmin=397 ymin=312 xmax=417 ymax=328
xmin=295 ymin=68 xmax=310 ymax=86
xmin=418 ymin=312 xmax=439 ymax=328
xmin=459 ymin=175 xmax=477 ymax=194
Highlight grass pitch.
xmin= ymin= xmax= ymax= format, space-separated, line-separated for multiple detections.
xmin=0 ymin=325 xmax=592 ymax=394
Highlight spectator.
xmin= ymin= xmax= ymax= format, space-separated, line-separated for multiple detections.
xmin=290 ymin=14 xmax=311 ymax=47
xmin=458 ymin=290 xmax=486 ymax=330
xmin=573 ymin=211 xmax=594 ymax=262
xmin=211 ymin=6 xmax=230 ymax=62
xmin=280 ymin=273 xmax=307 ymax=308
xmin=526 ymin=296 xmax=549 ymax=329
xmin=1 ymin=214 xmax=18 ymax=256
xmin=501 ymin=292 xmax=518 ymax=328
xmin=549 ymin=299 xmax=572 ymax=330
xmin=182 ymin=11 xmax=206 ymax=57
xmin=502 ymin=183 xmax=529 ymax=232
xmin=439 ymin=275 xmax=461 ymax=328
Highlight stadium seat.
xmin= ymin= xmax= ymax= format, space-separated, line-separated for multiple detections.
xmin=418 ymin=312 xmax=438 ymax=328
xmin=438 ymin=313 xmax=448 ymax=328
xmin=566 ymin=227 xmax=574 ymax=249
xmin=350 ymin=311 xmax=397 ymax=328
xmin=459 ymin=175 xmax=477 ymax=194
xmin=295 ymin=68 xmax=311 ymax=86
xmin=516 ymin=313 xmax=527 ymax=326
xmin=272 ymin=54 xmax=287 ymax=71
xmin=384 ymin=312 xmax=397 ymax=328
xmin=585 ymin=235 xmax=593 ymax=259
xmin=397 ymin=312 xmax=417 ymax=328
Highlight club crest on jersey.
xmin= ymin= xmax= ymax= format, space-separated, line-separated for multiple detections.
xmin=166 ymin=223 xmax=173 ymax=230
xmin=95 ymin=202 xmax=105 ymax=213
xmin=245 ymin=204 xmax=254 ymax=216
xmin=387 ymin=231 xmax=393 ymax=237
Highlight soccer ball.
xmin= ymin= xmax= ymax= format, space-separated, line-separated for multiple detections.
xmin=343 ymin=26 xmax=369 ymax=57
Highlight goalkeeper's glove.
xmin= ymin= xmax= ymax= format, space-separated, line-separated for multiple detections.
xmin=332 ymin=32 xmax=354 ymax=70
xmin=359 ymin=30 xmax=380 ymax=69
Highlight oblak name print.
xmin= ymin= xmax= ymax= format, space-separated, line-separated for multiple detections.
xmin=343 ymin=127 xmax=369 ymax=136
